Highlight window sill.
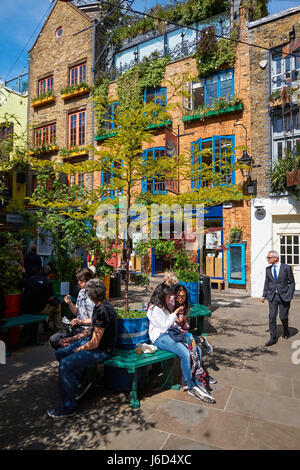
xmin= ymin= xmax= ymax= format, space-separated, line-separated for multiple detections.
xmin=30 ymin=96 xmax=56 ymax=108
xmin=60 ymin=148 xmax=89 ymax=159
xmin=182 ymin=103 xmax=243 ymax=123
xmin=95 ymin=131 xmax=118 ymax=142
xmin=27 ymin=145 xmax=58 ymax=156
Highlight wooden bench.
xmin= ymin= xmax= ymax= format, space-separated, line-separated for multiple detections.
xmin=103 ymin=348 xmax=179 ymax=409
xmin=188 ymin=303 xmax=211 ymax=336
xmin=0 ymin=314 xmax=48 ymax=353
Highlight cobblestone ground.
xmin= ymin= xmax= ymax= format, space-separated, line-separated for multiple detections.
xmin=1 ymin=280 xmax=300 ymax=450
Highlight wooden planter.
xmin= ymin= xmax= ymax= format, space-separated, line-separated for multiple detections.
xmin=27 ymin=145 xmax=58 ymax=156
xmin=61 ymin=87 xmax=90 ymax=100
xmin=60 ymin=149 xmax=89 ymax=159
xmin=30 ymin=95 xmax=56 ymax=108
xmin=287 ymin=169 xmax=300 ymax=187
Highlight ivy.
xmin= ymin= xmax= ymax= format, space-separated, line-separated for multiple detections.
xmin=91 ymin=76 xmax=110 ymax=136
xmin=244 ymin=0 xmax=269 ymax=22
xmin=195 ymin=27 xmax=238 ymax=77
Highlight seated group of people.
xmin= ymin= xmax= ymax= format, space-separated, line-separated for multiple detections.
xmin=45 ymin=269 xmax=216 ymax=419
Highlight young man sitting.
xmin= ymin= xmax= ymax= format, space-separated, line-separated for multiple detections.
xmin=47 ymin=278 xmax=117 ymax=419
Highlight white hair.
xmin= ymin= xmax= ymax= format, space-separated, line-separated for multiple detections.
xmin=268 ymin=250 xmax=279 ymax=260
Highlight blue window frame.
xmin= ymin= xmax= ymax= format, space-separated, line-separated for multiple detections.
xmin=101 ymin=160 xmax=123 ymax=199
xmin=226 ymin=243 xmax=246 ymax=284
xmin=142 ymin=147 xmax=167 ymax=194
xmin=191 ymin=135 xmax=235 ymax=189
xmin=144 ymin=88 xmax=167 ymax=107
xmin=184 ymin=69 xmax=234 ymax=110
xmin=104 ymin=102 xmax=119 ymax=131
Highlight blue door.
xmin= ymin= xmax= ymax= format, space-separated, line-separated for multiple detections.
xmin=226 ymin=244 xmax=246 ymax=284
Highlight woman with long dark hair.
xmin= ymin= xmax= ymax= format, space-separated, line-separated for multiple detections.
xmin=147 ymin=283 xmax=215 ymax=403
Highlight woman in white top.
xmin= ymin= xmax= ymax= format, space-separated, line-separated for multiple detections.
xmin=147 ymin=283 xmax=208 ymax=401
xmin=49 ymin=268 xmax=95 ymax=350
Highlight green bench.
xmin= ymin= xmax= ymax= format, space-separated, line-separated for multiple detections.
xmin=188 ymin=303 xmax=211 ymax=336
xmin=103 ymin=348 xmax=180 ymax=408
xmin=0 ymin=314 xmax=48 ymax=353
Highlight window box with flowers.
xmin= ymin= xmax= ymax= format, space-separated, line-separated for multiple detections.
xmin=30 ymin=91 xmax=56 ymax=108
xmin=60 ymin=146 xmax=89 ymax=159
xmin=27 ymin=144 xmax=59 ymax=156
xmin=182 ymin=97 xmax=243 ymax=123
xmin=61 ymin=82 xmax=90 ymax=100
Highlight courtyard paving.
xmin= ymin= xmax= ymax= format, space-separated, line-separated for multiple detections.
xmin=0 ymin=281 xmax=300 ymax=450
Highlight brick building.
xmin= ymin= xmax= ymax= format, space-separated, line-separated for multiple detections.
xmin=97 ymin=3 xmax=253 ymax=291
xmin=247 ymin=5 xmax=300 ymax=294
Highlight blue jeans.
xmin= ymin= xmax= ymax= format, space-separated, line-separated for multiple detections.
xmin=56 ymin=338 xmax=110 ymax=412
xmin=154 ymin=333 xmax=197 ymax=390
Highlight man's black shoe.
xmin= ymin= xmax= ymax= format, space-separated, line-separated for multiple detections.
xmin=283 ymin=332 xmax=290 ymax=339
xmin=265 ymin=339 xmax=276 ymax=347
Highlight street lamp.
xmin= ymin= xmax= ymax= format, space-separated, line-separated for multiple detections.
xmin=234 ymin=121 xmax=260 ymax=194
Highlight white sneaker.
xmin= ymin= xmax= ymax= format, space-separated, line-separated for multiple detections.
xmin=188 ymin=386 xmax=216 ymax=404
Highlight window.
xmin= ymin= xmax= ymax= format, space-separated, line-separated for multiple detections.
xmin=34 ymin=123 xmax=56 ymax=147
xmin=101 ymin=160 xmax=123 ymax=198
xmin=38 ymin=75 xmax=53 ymax=96
xmin=142 ymin=147 xmax=167 ymax=194
xmin=184 ymin=69 xmax=234 ymax=110
xmin=280 ymin=235 xmax=299 ymax=265
xmin=271 ymin=52 xmax=300 ymax=91
xmin=272 ymin=110 xmax=300 ymax=164
xmin=68 ymin=110 xmax=86 ymax=148
xmin=104 ymin=102 xmax=119 ymax=131
xmin=0 ymin=124 xmax=13 ymax=157
xmin=191 ymin=136 xmax=235 ymax=189
xmin=145 ymin=88 xmax=167 ymax=107
xmin=78 ymin=171 xmax=85 ymax=188
xmin=69 ymin=63 xmax=86 ymax=86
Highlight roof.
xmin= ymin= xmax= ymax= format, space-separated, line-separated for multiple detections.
xmin=248 ymin=5 xmax=300 ymax=29
xmin=28 ymin=0 xmax=94 ymax=53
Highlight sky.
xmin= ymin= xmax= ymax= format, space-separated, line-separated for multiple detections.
xmin=0 ymin=0 xmax=300 ymax=84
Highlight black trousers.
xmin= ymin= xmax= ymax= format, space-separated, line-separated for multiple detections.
xmin=268 ymin=293 xmax=290 ymax=341
xmin=49 ymin=325 xmax=86 ymax=350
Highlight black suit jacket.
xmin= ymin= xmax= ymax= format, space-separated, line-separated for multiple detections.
xmin=262 ymin=263 xmax=295 ymax=303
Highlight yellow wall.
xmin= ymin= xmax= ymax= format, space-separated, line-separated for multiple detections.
xmin=0 ymin=86 xmax=28 ymax=207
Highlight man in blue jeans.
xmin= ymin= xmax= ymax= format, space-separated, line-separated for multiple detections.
xmin=47 ymin=279 xmax=117 ymax=418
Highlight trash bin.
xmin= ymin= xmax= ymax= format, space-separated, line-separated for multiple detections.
xmin=199 ymin=275 xmax=211 ymax=307
xmin=110 ymin=272 xmax=121 ymax=298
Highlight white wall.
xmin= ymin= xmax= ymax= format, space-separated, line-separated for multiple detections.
xmin=250 ymin=198 xmax=273 ymax=298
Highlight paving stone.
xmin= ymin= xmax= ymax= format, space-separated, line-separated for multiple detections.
xmin=225 ymin=387 xmax=300 ymax=429
xmin=243 ymin=418 xmax=300 ymax=450
xmin=151 ymin=398 xmax=250 ymax=450
xmin=162 ymin=434 xmax=222 ymax=450
xmin=159 ymin=385 xmax=232 ymax=411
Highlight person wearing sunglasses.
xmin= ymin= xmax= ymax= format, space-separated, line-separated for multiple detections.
xmin=260 ymin=250 xmax=295 ymax=346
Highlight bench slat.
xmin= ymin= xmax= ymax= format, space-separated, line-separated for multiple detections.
xmin=1 ymin=314 xmax=48 ymax=331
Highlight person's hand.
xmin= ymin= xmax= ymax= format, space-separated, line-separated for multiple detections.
xmin=64 ymin=295 xmax=72 ymax=304
xmin=176 ymin=314 xmax=185 ymax=324
xmin=260 ymin=297 xmax=265 ymax=303
xmin=174 ymin=306 xmax=184 ymax=316
xmin=70 ymin=318 xmax=81 ymax=327
xmin=59 ymin=337 xmax=74 ymax=347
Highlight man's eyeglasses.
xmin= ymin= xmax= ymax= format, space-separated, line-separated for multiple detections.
xmin=266 ymin=256 xmax=275 ymax=259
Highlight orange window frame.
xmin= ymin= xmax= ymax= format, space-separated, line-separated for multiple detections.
xmin=68 ymin=110 xmax=86 ymax=148
xmin=38 ymin=75 xmax=53 ymax=96
xmin=34 ymin=123 xmax=56 ymax=147
xmin=69 ymin=63 xmax=86 ymax=86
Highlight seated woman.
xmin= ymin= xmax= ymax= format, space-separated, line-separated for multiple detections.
xmin=147 ymin=283 xmax=215 ymax=403
xmin=172 ymin=285 xmax=216 ymax=389
xmin=49 ymin=268 xmax=95 ymax=350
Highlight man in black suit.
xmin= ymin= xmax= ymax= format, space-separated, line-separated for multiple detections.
xmin=260 ymin=250 xmax=295 ymax=346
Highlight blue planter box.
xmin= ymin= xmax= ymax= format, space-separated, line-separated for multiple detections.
xmin=179 ymin=281 xmax=199 ymax=304
xmin=117 ymin=313 xmax=149 ymax=350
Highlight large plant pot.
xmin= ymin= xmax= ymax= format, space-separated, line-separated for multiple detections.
xmin=4 ymin=293 xmax=21 ymax=347
xmin=179 ymin=281 xmax=199 ymax=305
xmin=117 ymin=314 xmax=149 ymax=350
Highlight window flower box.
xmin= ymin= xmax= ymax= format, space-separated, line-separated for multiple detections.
xmin=182 ymin=102 xmax=243 ymax=123
xmin=27 ymin=144 xmax=58 ymax=156
xmin=95 ymin=130 xmax=118 ymax=142
xmin=60 ymin=147 xmax=89 ymax=158
xmin=30 ymin=94 xmax=56 ymax=108
xmin=61 ymin=86 xmax=90 ymax=100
